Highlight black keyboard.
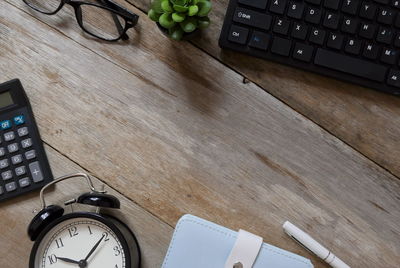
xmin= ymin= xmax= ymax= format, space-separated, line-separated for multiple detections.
xmin=219 ymin=0 xmax=400 ymax=95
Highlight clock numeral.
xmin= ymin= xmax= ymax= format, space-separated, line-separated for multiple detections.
xmin=113 ymin=246 xmax=121 ymax=256
xmin=103 ymin=232 xmax=110 ymax=242
xmin=48 ymin=254 xmax=57 ymax=265
xmin=55 ymin=238 xmax=64 ymax=248
xmin=88 ymin=225 xmax=93 ymax=235
xmin=68 ymin=226 xmax=79 ymax=238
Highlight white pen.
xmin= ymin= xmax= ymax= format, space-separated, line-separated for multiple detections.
xmin=283 ymin=221 xmax=351 ymax=268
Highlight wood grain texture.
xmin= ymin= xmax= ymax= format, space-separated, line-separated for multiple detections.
xmin=1 ymin=1 xmax=400 ymax=267
xmin=0 ymin=145 xmax=172 ymax=268
xmin=126 ymin=0 xmax=400 ymax=179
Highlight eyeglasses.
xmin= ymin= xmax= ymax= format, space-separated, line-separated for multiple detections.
xmin=23 ymin=0 xmax=139 ymax=41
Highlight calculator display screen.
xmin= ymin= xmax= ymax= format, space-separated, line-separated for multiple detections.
xmin=0 ymin=91 xmax=14 ymax=109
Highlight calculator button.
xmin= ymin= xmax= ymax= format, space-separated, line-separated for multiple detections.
xmin=17 ymin=127 xmax=29 ymax=137
xmin=0 ymin=147 xmax=5 ymax=157
xmin=0 ymin=159 xmax=9 ymax=169
xmin=11 ymin=154 xmax=23 ymax=165
xmin=14 ymin=115 xmax=25 ymax=125
xmin=19 ymin=177 xmax=30 ymax=188
xmin=4 ymin=131 xmax=15 ymax=142
xmin=15 ymin=166 xmax=26 ymax=176
xmin=0 ymin=120 xmax=11 ymax=130
xmin=25 ymin=150 xmax=36 ymax=160
xmin=29 ymin=161 xmax=43 ymax=183
xmin=7 ymin=143 xmax=19 ymax=153
xmin=21 ymin=138 xmax=32 ymax=149
xmin=1 ymin=170 xmax=12 ymax=181
xmin=5 ymin=181 xmax=16 ymax=192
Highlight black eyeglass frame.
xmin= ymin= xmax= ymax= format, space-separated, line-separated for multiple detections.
xmin=23 ymin=0 xmax=139 ymax=41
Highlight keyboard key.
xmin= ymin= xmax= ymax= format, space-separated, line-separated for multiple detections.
xmin=381 ymin=48 xmax=399 ymax=64
xmin=0 ymin=159 xmax=9 ymax=169
xmin=0 ymin=147 xmax=5 ymax=157
xmin=19 ymin=177 xmax=30 ymax=188
xmin=29 ymin=161 xmax=44 ymax=183
xmin=314 ymin=48 xmax=388 ymax=82
xmin=342 ymin=0 xmax=360 ymax=14
xmin=395 ymin=33 xmax=400 ymax=47
xmin=374 ymin=0 xmax=389 ymax=4
xmin=324 ymin=0 xmax=340 ymax=10
xmin=228 ymin=25 xmax=249 ymax=44
xmin=323 ymin=12 xmax=340 ymax=29
xmin=377 ymin=7 xmax=395 ymax=24
xmin=4 ymin=131 xmax=15 ymax=142
xmin=305 ymin=0 xmax=321 ymax=4
xmin=309 ymin=28 xmax=326 ymax=45
xmin=360 ymin=2 xmax=377 ymax=19
xmin=293 ymin=43 xmax=314 ymax=62
xmin=345 ymin=38 xmax=362 ymax=54
xmin=327 ymin=33 xmax=344 ymax=49
xmin=0 ymin=120 xmax=11 ymax=130
xmin=13 ymin=115 xmax=25 ymax=125
xmin=363 ymin=42 xmax=381 ymax=59
xmin=15 ymin=166 xmax=26 ymax=176
xmin=5 ymin=181 xmax=17 ymax=192
xmin=7 ymin=143 xmax=19 ymax=153
xmin=17 ymin=127 xmax=29 ymax=137
xmin=376 ymin=27 xmax=394 ymax=44
xmin=21 ymin=138 xmax=32 ymax=149
xmin=387 ymin=69 xmax=400 ymax=87
xmin=25 ymin=150 xmax=36 ymax=160
xmin=305 ymin=7 xmax=322 ymax=24
xmin=238 ymin=0 xmax=269 ymax=9
xmin=233 ymin=8 xmax=272 ymax=30
xmin=287 ymin=1 xmax=304 ymax=19
xmin=291 ymin=23 xmax=308 ymax=40
xmin=359 ymin=23 xmax=376 ymax=39
xmin=270 ymin=0 xmax=287 ymax=14
xmin=271 ymin=37 xmax=292 ymax=56
xmin=342 ymin=17 xmax=359 ymax=34
xmin=249 ymin=31 xmax=270 ymax=50
xmin=393 ymin=0 xmax=400 ymax=8
xmin=1 ymin=170 xmax=12 ymax=181
xmin=273 ymin=18 xmax=290 ymax=35
xmin=11 ymin=154 xmax=23 ymax=165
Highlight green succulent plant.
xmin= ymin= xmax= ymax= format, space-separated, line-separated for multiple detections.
xmin=148 ymin=0 xmax=212 ymax=40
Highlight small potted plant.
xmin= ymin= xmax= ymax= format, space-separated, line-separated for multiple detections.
xmin=148 ymin=0 xmax=212 ymax=40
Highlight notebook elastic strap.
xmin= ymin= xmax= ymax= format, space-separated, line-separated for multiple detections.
xmin=224 ymin=229 xmax=263 ymax=268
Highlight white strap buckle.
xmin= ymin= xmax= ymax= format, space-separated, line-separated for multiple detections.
xmin=224 ymin=230 xmax=263 ymax=268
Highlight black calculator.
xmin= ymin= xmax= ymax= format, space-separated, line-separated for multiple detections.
xmin=0 ymin=79 xmax=53 ymax=202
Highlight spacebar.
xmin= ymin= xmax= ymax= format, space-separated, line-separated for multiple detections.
xmin=314 ymin=49 xmax=387 ymax=82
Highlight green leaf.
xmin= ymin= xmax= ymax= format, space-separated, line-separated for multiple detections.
xmin=188 ymin=5 xmax=199 ymax=16
xmin=180 ymin=17 xmax=198 ymax=32
xmin=173 ymin=4 xmax=188 ymax=12
xmin=172 ymin=12 xmax=186 ymax=22
xmin=150 ymin=0 xmax=163 ymax=13
xmin=148 ymin=9 xmax=161 ymax=21
xmin=159 ymin=13 xmax=176 ymax=29
xmin=197 ymin=0 xmax=211 ymax=17
xmin=161 ymin=0 xmax=173 ymax=12
xmin=198 ymin=16 xmax=210 ymax=29
xmin=170 ymin=27 xmax=184 ymax=40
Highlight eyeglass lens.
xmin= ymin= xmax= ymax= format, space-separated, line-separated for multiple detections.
xmin=24 ymin=0 xmax=63 ymax=14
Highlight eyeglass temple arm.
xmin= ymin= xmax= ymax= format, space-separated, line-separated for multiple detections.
xmin=96 ymin=0 xmax=129 ymax=40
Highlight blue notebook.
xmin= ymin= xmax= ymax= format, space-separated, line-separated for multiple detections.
xmin=162 ymin=214 xmax=314 ymax=268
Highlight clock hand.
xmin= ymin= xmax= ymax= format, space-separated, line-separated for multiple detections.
xmin=56 ymin=256 xmax=80 ymax=265
xmin=83 ymin=233 xmax=106 ymax=262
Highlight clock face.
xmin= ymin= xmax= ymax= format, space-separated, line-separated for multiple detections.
xmin=32 ymin=217 xmax=127 ymax=268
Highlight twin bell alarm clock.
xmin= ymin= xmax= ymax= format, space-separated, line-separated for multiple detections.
xmin=27 ymin=173 xmax=141 ymax=268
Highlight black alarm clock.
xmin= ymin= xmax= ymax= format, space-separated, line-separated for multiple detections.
xmin=27 ymin=173 xmax=141 ymax=268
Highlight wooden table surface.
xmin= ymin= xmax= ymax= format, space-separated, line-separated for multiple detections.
xmin=0 ymin=0 xmax=399 ymax=267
